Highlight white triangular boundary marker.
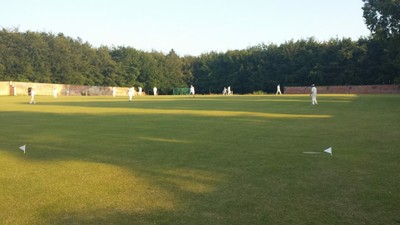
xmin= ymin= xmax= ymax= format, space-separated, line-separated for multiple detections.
xmin=19 ymin=145 xmax=26 ymax=154
xmin=324 ymin=147 xmax=332 ymax=156
xmin=303 ymin=147 xmax=333 ymax=156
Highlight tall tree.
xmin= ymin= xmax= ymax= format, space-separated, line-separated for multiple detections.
xmin=363 ymin=0 xmax=400 ymax=84
xmin=362 ymin=0 xmax=400 ymax=39
xmin=163 ymin=49 xmax=186 ymax=92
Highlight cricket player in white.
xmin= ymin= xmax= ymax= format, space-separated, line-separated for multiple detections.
xmin=153 ymin=87 xmax=157 ymax=96
xmin=30 ymin=89 xmax=36 ymax=104
xmin=53 ymin=87 xmax=58 ymax=98
xmin=112 ymin=87 xmax=117 ymax=97
xmin=128 ymin=87 xmax=134 ymax=101
xmin=189 ymin=85 xmax=195 ymax=95
xmin=310 ymin=84 xmax=318 ymax=105
xmin=276 ymin=84 xmax=282 ymax=95
xmin=138 ymin=87 xmax=142 ymax=96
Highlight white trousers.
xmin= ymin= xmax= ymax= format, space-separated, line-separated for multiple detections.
xmin=311 ymin=96 xmax=318 ymax=105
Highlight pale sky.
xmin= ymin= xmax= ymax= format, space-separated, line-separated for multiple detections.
xmin=1 ymin=0 xmax=370 ymax=56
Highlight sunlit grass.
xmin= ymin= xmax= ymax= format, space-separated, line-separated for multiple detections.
xmin=1 ymin=96 xmax=331 ymax=119
xmin=0 ymin=94 xmax=399 ymax=225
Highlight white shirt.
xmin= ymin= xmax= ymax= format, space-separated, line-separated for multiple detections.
xmin=311 ymin=86 xmax=317 ymax=96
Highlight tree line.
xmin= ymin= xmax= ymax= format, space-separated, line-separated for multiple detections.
xmin=0 ymin=29 xmax=398 ymax=94
xmin=1 ymin=0 xmax=399 ymax=94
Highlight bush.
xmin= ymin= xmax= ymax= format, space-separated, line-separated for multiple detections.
xmin=252 ymin=90 xmax=267 ymax=95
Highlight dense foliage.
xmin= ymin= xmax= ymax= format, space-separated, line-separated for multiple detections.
xmin=0 ymin=1 xmax=399 ymax=94
xmin=362 ymin=0 xmax=400 ymax=39
xmin=0 ymin=30 xmax=193 ymax=94
xmin=191 ymin=37 xmax=399 ymax=94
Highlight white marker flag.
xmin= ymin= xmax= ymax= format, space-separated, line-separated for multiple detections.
xmin=324 ymin=147 xmax=332 ymax=156
xmin=19 ymin=145 xmax=26 ymax=154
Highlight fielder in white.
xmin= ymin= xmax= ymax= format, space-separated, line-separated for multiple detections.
xmin=53 ymin=87 xmax=58 ymax=98
xmin=189 ymin=85 xmax=195 ymax=96
xmin=128 ymin=87 xmax=134 ymax=101
xmin=29 ymin=89 xmax=36 ymax=104
xmin=310 ymin=84 xmax=318 ymax=105
xmin=112 ymin=87 xmax=117 ymax=97
xmin=153 ymin=87 xmax=157 ymax=96
xmin=276 ymin=84 xmax=282 ymax=95
xmin=138 ymin=87 xmax=142 ymax=96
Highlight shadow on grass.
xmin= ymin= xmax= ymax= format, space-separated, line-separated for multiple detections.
xmin=5 ymin=95 xmax=397 ymax=225
xmin=0 ymin=108 xmax=332 ymax=225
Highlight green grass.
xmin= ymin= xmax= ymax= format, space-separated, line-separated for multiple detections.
xmin=0 ymin=94 xmax=399 ymax=225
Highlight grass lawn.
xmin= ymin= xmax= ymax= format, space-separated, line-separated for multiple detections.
xmin=0 ymin=94 xmax=399 ymax=225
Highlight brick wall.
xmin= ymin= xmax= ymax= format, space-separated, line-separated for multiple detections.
xmin=0 ymin=82 xmax=9 ymax=95
xmin=284 ymin=84 xmax=400 ymax=94
xmin=2 ymin=81 xmax=399 ymax=96
xmin=0 ymin=81 xmax=133 ymax=96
